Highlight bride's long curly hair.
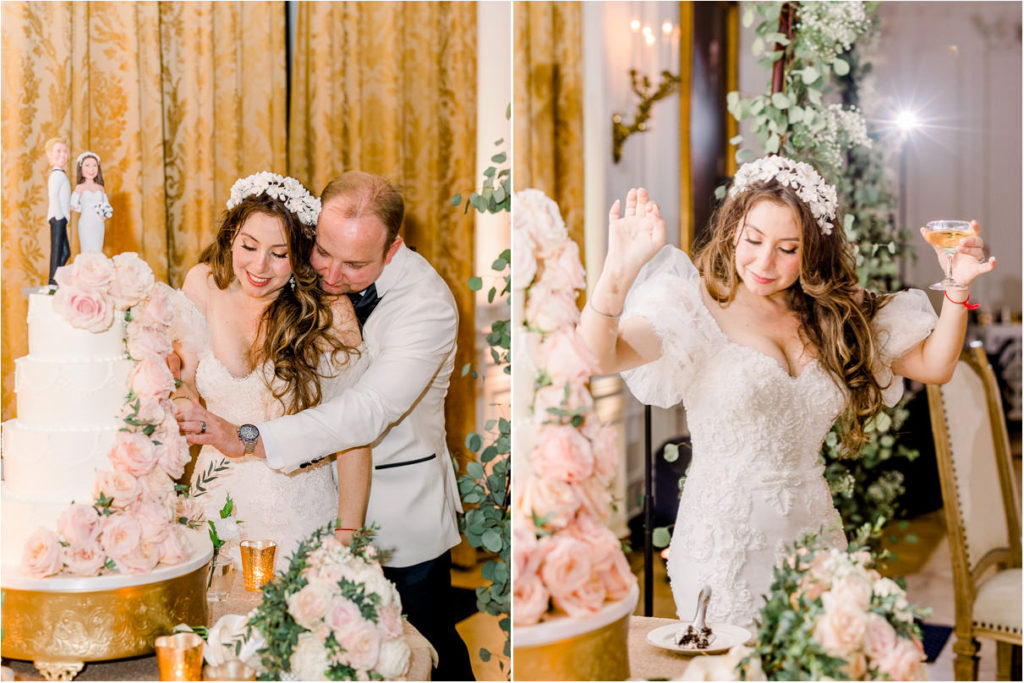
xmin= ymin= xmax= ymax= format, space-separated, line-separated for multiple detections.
xmin=199 ymin=193 xmax=356 ymax=414
xmin=693 ymin=180 xmax=892 ymax=458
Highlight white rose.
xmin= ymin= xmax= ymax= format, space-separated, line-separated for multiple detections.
xmin=374 ymin=637 xmax=411 ymax=679
xmin=287 ymin=580 xmax=334 ymax=630
xmin=290 ymin=632 xmax=330 ymax=681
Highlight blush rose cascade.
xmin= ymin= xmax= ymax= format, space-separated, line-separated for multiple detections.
xmin=511 ymin=189 xmax=637 ymax=627
xmin=21 ymin=253 xmax=197 ymax=578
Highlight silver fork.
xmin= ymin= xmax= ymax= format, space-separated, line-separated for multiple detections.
xmin=676 ymin=585 xmax=712 ymax=645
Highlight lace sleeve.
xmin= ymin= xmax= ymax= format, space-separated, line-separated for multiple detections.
xmin=165 ymin=285 xmax=211 ymax=357
xmin=619 ymin=246 xmax=711 ymax=409
xmin=872 ymin=288 xmax=938 ymax=406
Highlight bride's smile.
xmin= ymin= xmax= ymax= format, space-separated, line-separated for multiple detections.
xmin=230 ymin=211 xmax=292 ymax=300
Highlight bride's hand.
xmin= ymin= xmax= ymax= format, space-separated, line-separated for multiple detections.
xmin=176 ymin=399 xmax=248 ymax=458
xmin=605 ymin=187 xmax=667 ymax=280
xmin=920 ymin=220 xmax=997 ymax=287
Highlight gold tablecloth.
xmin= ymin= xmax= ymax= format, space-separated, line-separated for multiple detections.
xmin=628 ymin=616 xmax=702 ymax=680
xmin=3 ymin=579 xmax=435 ymax=681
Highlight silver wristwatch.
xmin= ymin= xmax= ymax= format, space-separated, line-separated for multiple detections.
xmin=237 ymin=423 xmax=259 ymax=455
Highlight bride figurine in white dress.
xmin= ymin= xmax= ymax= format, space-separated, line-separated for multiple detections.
xmin=171 ymin=172 xmax=371 ymax=571
xmin=579 ymin=155 xmax=997 ymax=629
xmin=70 ymin=151 xmax=111 ymax=253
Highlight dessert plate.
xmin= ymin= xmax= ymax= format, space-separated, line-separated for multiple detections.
xmin=646 ymin=621 xmax=753 ymax=655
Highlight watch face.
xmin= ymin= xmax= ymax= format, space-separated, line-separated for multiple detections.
xmin=238 ymin=424 xmax=259 ymax=442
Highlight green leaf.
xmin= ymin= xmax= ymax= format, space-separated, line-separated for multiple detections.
xmin=481 ymin=528 xmax=503 ymax=553
xmin=765 ymin=133 xmax=780 ymax=154
xmin=652 ymin=526 xmax=672 ymax=548
xmin=736 ymin=148 xmax=756 ymax=164
xmin=465 ymin=432 xmax=483 ymax=453
xmin=468 ymin=276 xmax=483 ymax=291
xmin=742 ymin=8 xmax=754 ymax=27
xmin=752 ymin=37 xmax=765 ymax=56
xmin=832 ymin=58 xmax=850 ymax=76
xmin=729 ymin=134 xmax=744 ymax=146
xmin=466 ymin=461 xmax=485 ymax=480
xmin=771 ymin=92 xmax=790 ymax=109
xmin=450 ymin=194 xmax=462 ymax=207
xmin=800 ymin=66 xmax=820 ymax=84
xmin=663 ymin=443 xmax=679 ymax=463
xmin=726 ymin=91 xmax=740 ymax=110
xmin=491 ymin=152 xmax=507 ymax=164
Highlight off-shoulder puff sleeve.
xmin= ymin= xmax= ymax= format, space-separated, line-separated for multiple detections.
xmin=872 ymin=289 xmax=938 ymax=407
xmin=619 ymin=246 xmax=712 ymax=409
xmin=166 ymin=285 xmax=211 ymax=357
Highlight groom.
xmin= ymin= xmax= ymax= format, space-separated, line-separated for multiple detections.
xmin=186 ymin=171 xmax=474 ymax=681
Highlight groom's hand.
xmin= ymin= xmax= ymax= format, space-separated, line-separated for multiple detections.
xmin=176 ymin=400 xmax=262 ymax=459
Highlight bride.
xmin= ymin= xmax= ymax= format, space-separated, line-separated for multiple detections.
xmin=171 ymin=172 xmax=371 ymax=570
xmin=579 ymin=155 xmax=996 ymax=628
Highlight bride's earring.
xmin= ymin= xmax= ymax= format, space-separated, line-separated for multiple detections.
xmin=289 ymin=275 xmax=296 ymax=291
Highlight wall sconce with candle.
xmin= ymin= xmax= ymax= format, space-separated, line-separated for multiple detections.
xmin=612 ymin=18 xmax=681 ymax=163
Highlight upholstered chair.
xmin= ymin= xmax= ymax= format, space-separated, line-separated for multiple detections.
xmin=927 ymin=341 xmax=1022 ymax=680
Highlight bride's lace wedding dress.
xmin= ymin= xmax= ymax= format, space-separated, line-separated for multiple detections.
xmin=621 ymin=247 xmax=937 ymax=629
xmin=172 ymin=291 xmax=368 ymax=572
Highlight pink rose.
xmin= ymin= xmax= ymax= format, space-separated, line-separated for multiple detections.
xmin=136 ymin=283 xmax=175 ymax=329
xmin=598 ymin=549 xmax=636 ymax=601
xmin=95 ymin=469 xmax=143 ymax=508
xmin=176 ymin=495 xmax=205 ymax=526
xmin=325 ymin=596 xmax=363 ymax=632
xmin=129 ymin=495 xmax=173 ymax=543
xmin=126 ymin=323 xmax=173 ymax=361
xmin=129 ymin=357 xmax=176 ymax=400
xmin=109 ymin=431 xmax=160 ymax=477
xmin=53 ymin=285 xmax=114 ymax=332
xmin=536 ymin=330 xmax=598 ymax=383
xmin=155 ymin=431 xmax=191 ymax=479
xmin=553 ymin=574 xmax=606 ymax=618
xmin=814 ymin=595 xmax=867 ymax=657
xmin=525 ymin=283 xmax=580 ymax=333
xmin=877 ymin=636 xmax=925 ymax=681
xmin=140 ymin=468 xmax=177 ymax=508
xmin=582 ymin=420 xmax=618 ymax=484
xmin=377 ymin=604 xmax=403 ymax=640
xmin=529 ymin=425 xmax=594 ymax=483
xmin=565 ymin=514 xmax=621 ymax=571
xmin=537 ymin=239 xmax=586 ymax=292
xmin=119 ymin=395 xmax=168 ymax=427
xmin=863 ymin=613 xmax=897 ymax=661
xmin=57 ymin=503 xmax=102 ymax=545
xmin=513 ymin=572 xmax=551 ymax=626
xmin=288 ymin=581 xmax=334 ymax=629
xmin=574 ymin=477 xmax=612 ymax=523
xmin=842 ymin=652 xmax=868 ymax=680
xmin=109 ymin=252 xmax=155 ymax=309
xmin=514 ymin=190 xmax=569 ymax=258
xmin=518 ymin=475 xmax=580 ymax=531
xmin=512 ymin=226 xmax=538 ymax=290
xmin=532 ymin=379 xmax=594 ymax=424
xmin=513 ymin=526 xmax=543 ymax=581
xmin=831 ymin=573 xmax=872 ymax=610
xmin=62 ymin=540 xmax=107 ymax=575
xmin=114 ymin=540 xmax=160 ymax=574
xmin=158 ymin=525 xmax=192 ymax=564
xmin=100 ymin=512 xmax=143 ymax=558
xmin=21 ymin=527 xmax=64 ymax=577
xmin=335 ymin=619 xmax=381 ymax=672
xmin=540 ymin=533 xmax=604 ymax=617
xmin=60 ymin=253 xmax=116 ymax=290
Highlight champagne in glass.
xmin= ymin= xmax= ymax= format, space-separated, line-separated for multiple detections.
xmin=924 ymin=220 xmax=972 ymax=290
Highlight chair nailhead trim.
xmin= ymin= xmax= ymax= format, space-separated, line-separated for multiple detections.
xmin=973 ymin=620 xmax=1021 ymax=635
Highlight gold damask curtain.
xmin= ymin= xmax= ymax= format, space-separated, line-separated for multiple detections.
xmin=289 ymin=2 xmax=479 ymax=475
xmin=1 ymin=1 xmax=286 ymax=420
xmin=513 ymin=1 xmax=585 ymax=250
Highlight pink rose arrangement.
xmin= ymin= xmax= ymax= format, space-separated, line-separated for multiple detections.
xmin=734 ymin=529 xmax=928 ymax=681
xmin=20 ymin=254 xmax=199 ymax=578
xmin=511 ymin=189 xmax=637 ymax=627
xmin=243 ymin=524 xmax=412 ymax=681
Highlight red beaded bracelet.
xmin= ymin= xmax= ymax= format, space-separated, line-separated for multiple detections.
xmin=945 ymin=290 xmax=980 ymax=310
xmin=335 ymin=527 xmax=357 ymax=532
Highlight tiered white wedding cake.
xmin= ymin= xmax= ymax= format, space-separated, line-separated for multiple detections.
xmin=511 ymin=190 xmax=638 ymax=681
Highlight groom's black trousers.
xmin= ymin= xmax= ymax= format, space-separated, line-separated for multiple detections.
xmin=383 ymin=550 xmax=476 ymax=681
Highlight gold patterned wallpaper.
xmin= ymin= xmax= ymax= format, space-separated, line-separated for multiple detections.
xmin=1 ymin=0 xmax=480 ymax=450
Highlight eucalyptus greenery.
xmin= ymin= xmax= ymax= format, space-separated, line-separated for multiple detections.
xmin=726 ymin=1 xmax=921 ymax=543
xmin=450 ymin=105 xmax=512 ymax=673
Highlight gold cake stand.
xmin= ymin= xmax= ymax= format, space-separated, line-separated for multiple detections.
xmin=1 ymin=561 xmax=210 ymax=681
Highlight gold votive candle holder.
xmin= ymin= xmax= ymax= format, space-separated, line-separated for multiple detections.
xmin=154 ymin=632 xmax=204 ymax=681
xmin=240 ymin=540 xmax=276 ymax=591
xmin=203 ymin=660 xmax=256 ymax=681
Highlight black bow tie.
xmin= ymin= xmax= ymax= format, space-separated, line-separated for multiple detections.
xmin=347 ymin=283 xmax=381 ymax=329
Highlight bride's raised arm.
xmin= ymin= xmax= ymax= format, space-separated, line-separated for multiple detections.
xmin=578 ymin=187 xmax=667 ymax=375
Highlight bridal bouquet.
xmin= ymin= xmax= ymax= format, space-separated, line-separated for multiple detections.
xmin=94 ymin=198 xmax=113 ymax=219
xmin=734 ymin=529 xmax=928 ymax=681
xmin=245 ymin=524 xmax=411 ymax=681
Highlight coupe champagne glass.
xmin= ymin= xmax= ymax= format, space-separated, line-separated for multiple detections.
xmin=924 ymin=220 xmax=972 ymax=291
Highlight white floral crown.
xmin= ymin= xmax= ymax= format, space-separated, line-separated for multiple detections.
xmin=227 ymin=172 xmax=321 ymax=232
xmin=76 ymin=151 xmax=100 ymax=166
xmin=728 ymin=155 xmax=839 ymax=235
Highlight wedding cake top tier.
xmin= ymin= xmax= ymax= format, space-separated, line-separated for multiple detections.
xmin=28 ymin=292 xmax=126 ymax=360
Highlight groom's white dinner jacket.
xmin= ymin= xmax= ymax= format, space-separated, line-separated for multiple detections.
xmin=258 ymin=243 xmax=462 ymax=568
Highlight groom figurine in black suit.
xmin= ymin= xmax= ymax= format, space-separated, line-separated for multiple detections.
xmin=184 ymin=171 xmax=475 ymax=681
